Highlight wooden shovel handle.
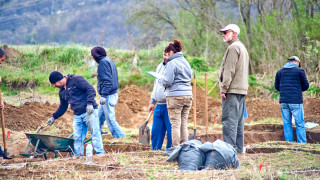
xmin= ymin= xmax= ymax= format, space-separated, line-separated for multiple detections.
xmin=205 ymin=72 xmax=208 ymax=137
xmin=0 ymin=88 xmax=7 ymax=151
xmin=144 ymin=111 xmax=153 ymax=126
xmin=193 ymin=70 xmax=196 ymax=129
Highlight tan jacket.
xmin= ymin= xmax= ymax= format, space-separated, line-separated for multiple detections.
xmin=219 ymin=39 xmax=249 ymax=95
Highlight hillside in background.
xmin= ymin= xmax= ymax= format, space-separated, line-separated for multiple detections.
xmin=0 ymin=0 xmax=129 ymax=48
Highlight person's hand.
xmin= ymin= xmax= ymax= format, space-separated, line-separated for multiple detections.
xmin=149 ymin=104 xmax=155 ymax=112
xmin=100 ymin=97 xmax=106 ymax=105
xmin=220 ymin=92 xmax=226 ymax=99
xmin=46 ymin=117 xmax=55 ymax=125
xmin=86 ymin=105 xmax=94 ymax=115
xmin=0 ymin=102 xmax=4 ymax=109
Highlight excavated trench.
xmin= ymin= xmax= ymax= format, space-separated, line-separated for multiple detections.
xmin=199 ymin=124 xmax=320 ymax=144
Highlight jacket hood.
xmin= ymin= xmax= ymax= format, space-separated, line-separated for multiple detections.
xmin=167 ymin=52 xmax=183 ymax=62
xmin=66 ymin=74 xmax=74 ymax=83
xmin=283 ymin=62 xmax=298 ymax=68
xmin=91 ymin=47 xmax=107 ymax=63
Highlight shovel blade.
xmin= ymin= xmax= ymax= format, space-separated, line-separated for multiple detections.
xmin=3 ymin=149 xmax=12 ymax=159
xmin=139 ymin=125 xmax=150 ymax=145
xmin=188 ymin=135 xmax=195 ymax=140
xmin=188 ymin=128 xmax=197 ymax=140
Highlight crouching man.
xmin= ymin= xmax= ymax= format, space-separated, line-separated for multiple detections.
xmin=47 ymin=71 xmax=105 ymax=156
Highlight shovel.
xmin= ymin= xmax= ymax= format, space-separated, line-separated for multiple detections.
xmin=36 ymin=123 xmax=48 ymax=133
xmin=189 ymin=70 xmax=197 ymax=140
xmin=0 ymin=88 xmax=12 ymax=159
xmin=139 ymin=111 xmax=152 ymax=145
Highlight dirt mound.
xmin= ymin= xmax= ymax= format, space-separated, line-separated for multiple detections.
xmin=2 ymin=45 xmax=23 ymax=60
xmin=118 ymin=85 xmax=150 ymax=113
xmin=189 ymin=87 xmax=222 ymax=125
xmin=116 ymin=85 xmax=150 ymax=127
xmin=4 ymin=85 xmax=320 ymax=131
xmin=4 ymin=101 xmax=73 ymax=131
xmin=188 ymin=88 xmax=282 ymax=125
xmin=245 ymin=98 xmax=281 ymax=122
xmin=304 ymin=98 xmax=320 ymax=123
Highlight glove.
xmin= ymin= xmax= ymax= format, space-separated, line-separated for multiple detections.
xmin=100 ymin=97 xmax=106 ymax=105
xmin=86 ymin=105 xmax=94 ymax=115
xmin=46 ymin=117 xmax=55 ymax=125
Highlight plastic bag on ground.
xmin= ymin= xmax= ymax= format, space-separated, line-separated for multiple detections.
xmin=200 ymin=139 xmax=240 ymax=170
xmin=163 ymin=146 xmax=176 ymax=156
xmin=167 ymin=140 xmax=205 ymax=171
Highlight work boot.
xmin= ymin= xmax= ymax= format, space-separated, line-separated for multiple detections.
xmin=101 ymin=131 xmax=108 ymax=135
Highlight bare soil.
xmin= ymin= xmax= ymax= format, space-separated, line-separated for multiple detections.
xmin=4 ymin=85 xmax=320 ymax=132
xmin=2 ymin=45 xmax=23 ymax=61
xmin=1 ymin=85 xmax=320 ymax=167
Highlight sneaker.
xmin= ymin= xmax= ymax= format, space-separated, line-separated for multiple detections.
xmin=101 ymin=131 xmax=108 ymax=135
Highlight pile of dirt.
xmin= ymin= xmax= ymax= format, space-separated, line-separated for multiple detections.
xmin=245 ymin=98 xmax=281 ymax=122
xmin=4 ymin=101 xmax=73 ymax=131
xmin=303 ymin=98 xmax=320 ymax=123
xmin=188 ymin=87 xmax=283 ymax=125
xmin=4 ymin=85 xmax=320 ymax=131
xmin=2 ymin=45 xmax=23 ymax=60
xmin=116 ymin=85 xmax=150 ymax=127
xmin=188 ymin=87 xmax=222 ymax=125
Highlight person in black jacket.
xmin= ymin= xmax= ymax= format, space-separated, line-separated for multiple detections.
xmin=47 ymin=71 xmax=105 ymax=156
xmin=275 ymin=56 xmax=309 ymax=143
xmin=91 ymin=47 xmax=125 ymax=138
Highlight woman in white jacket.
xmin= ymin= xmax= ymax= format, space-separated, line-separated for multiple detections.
xmin=160 ymin=39 xmax=192 ymax=147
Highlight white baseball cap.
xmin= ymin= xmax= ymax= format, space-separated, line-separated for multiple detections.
xmin=288 ymin=56 xmax=300 ymax=62
xmin=220 ymin=24 xmax=240 ymax=36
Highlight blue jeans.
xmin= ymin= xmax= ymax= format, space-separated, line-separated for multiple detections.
xmin=73 ymin=109 xmax=105 ymax=156
xmin=98 ymin=93 xmax=126 ymax=138
xmin=280 ymin=103 xmax=306 ymax=143
xmin=151 ymin=104 xmax=172 ymax=150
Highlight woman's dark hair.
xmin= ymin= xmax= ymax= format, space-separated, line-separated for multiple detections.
xmin=0 ymin=48 xmax=6 ymax=58
xmin=164 ymin=39 xmax=182 ymax=53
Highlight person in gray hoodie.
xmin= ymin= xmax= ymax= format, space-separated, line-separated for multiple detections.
xmin=149 ymin=51 xmax=172 ymax=150
xmin=159 ymin=39 xmax=192 ymax=147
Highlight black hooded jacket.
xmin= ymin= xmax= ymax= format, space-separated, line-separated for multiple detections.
xmin=52 ymin=74 xmax=98 ymax=119
xmin=91 ymin=47 xmax=118 ymax=97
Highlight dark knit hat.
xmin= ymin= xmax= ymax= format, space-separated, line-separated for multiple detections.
xmin=49 ymin=71 xmax=64 ymax=84
xmin=91 ymin=46 xmax=107 ymax=62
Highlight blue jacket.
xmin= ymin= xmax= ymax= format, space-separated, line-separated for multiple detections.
xmin=275 ymin=62 xmax=309 ymax=104
xmin=159 ymin=52 xmax=192 ymax=96
xmin=97 ymin=57 xmax=118 ymax=97
xmin=53 ymin=74 xmax=98 ymax=119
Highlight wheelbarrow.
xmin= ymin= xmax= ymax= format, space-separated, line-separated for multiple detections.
xmin=19 ymin=133 xmax=92 ymax=160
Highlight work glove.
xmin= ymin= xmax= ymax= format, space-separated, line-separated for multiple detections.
xmin=86 ymin=104 xmax=94 ymax=115
xmin=46 ymin=117 xmax=55 ymax=126
xmin=100 ymin=97 xmax=106 ymax=105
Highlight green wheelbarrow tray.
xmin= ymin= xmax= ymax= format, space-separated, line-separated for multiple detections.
xmin=20 ymin=133 xmax=92 ymax=159
xmin=25 ymin=133 xmax=74 ymax=151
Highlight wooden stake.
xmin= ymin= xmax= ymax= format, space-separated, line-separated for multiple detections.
xmin=205 ymin=72 xmax=208 ymax=141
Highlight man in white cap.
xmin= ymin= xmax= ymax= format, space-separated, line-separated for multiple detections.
xmin=219 ymin=24 xmax=249 ymax=153
xmin=275 ymin=56 xmax=309 ymax=143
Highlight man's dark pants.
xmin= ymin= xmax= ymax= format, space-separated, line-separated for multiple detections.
xmin=221 ymin=93 xmax=245 ymax=153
